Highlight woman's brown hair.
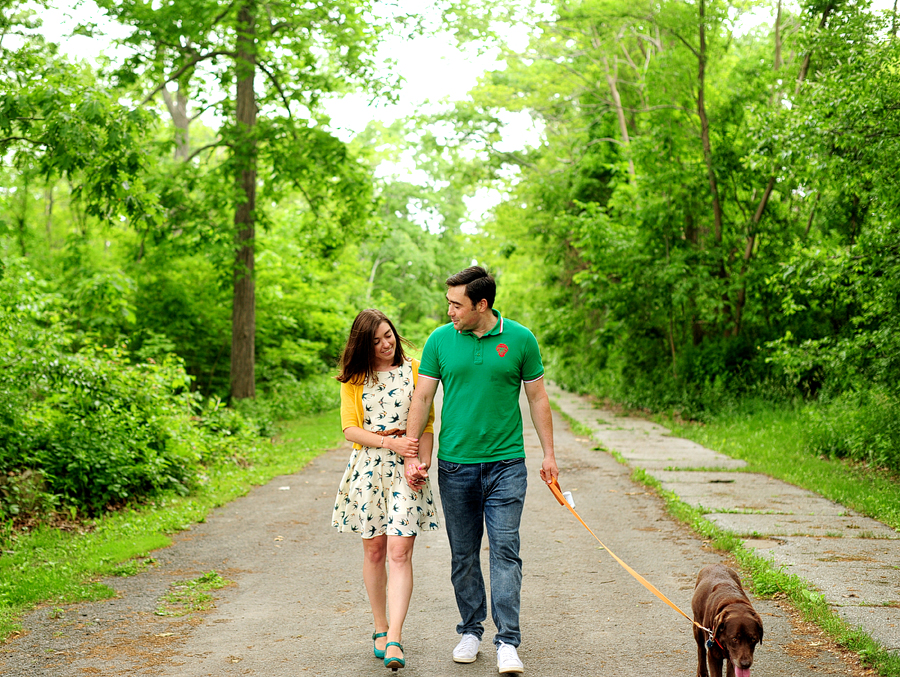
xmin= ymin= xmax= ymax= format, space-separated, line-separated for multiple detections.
xmin=336 ymin=309 xmax=411 ymax=384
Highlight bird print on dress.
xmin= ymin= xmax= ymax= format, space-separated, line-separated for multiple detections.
xmin=332 ymin=362 xmax=439 ymax=537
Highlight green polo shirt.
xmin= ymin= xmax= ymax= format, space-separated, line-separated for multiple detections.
xmin=418 ymin=310 xmax=544 ymax=463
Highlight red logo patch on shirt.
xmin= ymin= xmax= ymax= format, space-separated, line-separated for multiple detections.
xmin=496 ymin=343 xmax=509 ymax=357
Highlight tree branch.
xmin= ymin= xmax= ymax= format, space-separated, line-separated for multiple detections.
xmin=0 ymin=136 xmax=42 ymax=145
xmin=209 ymin=2 xmax=236 ymax=30
xmin=189 ymin=97 xmax=230 ymax=121
xmin=804 ymin=191 xmax=821 ymax=236
xmin=794 ymin=3 xmax=835 ymax=97
xmin=752 ymin=176 xmax=776 ymax=227
xmin=185 ymin=141 xmax=228 ymax=162
xmin=140 ymin=50 xmax=234 ymax=106
xmin=585 ymin=137 xmax=626 ymax=147
xmin=257 ymin=61 xmax=294 ymax=122
xmin=657 ymin=26 xmax=698 ymax=59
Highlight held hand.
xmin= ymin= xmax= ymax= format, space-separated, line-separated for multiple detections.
xmin=405 ymin=458 xmax=428 ymax=491
xmin=391 ymin=436 xmax=420 ymax=458
xmin=539 ymin=456 xmax=559 ymax=484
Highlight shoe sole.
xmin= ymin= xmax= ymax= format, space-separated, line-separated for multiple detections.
xmin=498 ymin=667 xmax=524 ymax=674
xmin=453 ymin=654 xmax=478 ymax=664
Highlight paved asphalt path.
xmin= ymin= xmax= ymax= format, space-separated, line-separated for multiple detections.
xmin=1 ymin=389 xmax=868 ymax=676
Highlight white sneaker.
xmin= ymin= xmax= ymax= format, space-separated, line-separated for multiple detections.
xmin=497 ymin=641 xmax=524 ymax=674
xmin=452 ymin=633 xmax=481 ymax=663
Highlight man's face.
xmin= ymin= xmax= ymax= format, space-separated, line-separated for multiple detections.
xmin=447 ymin=285 xmax=480 ymax=332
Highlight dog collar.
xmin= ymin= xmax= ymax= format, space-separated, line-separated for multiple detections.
xmin=705 ymin=633 xmax=725 ymax=651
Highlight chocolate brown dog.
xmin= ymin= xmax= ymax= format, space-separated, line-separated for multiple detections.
xmin=692 ymin=564 xmax=763 ymax=677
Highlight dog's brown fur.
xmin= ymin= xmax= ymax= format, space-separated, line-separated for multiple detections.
xmin=692 ymin=564 xmax=763 ymax=677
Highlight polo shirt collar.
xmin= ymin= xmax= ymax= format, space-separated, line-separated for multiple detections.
xmin=460 ymin=309 xmax=503 ymax=337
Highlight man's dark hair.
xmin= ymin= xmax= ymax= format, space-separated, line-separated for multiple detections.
xmin=446 ymin=266 xmax=496 ymax=309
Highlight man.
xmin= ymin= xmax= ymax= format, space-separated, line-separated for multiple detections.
xmin=404 ymin=266 xmax=558 ymax=675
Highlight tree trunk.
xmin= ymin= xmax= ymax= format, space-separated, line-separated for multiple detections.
xmin=774 ymin=0 xmax=783 ymax=71
xmin=697 ymin=0 xmax=723 ymax=244
xmin=668 ymin=313 xmax=678 ymax=378
xmin=733 ymin=176 xmax=775 ymax=335
xmin=770 ymin=0 xmax=783 ymax=105
xmin=44 ymin=182 xmax=54 ymax=248
xmin=161 ymin=86 xmax=191 ymax=161
xmin=230 ymin=1 xmax=258 ymax=400
xmin=366 ymin=256 xmax=386 ymax=301
xmin=804 ymin=191 xmax=821 ymax=236
xmin=795 ymin=4 xmax=835 ymax=98
xmin=16 ymin=171 xmax=29 ymax=256
xmin=604 ymin=57 xmax=636 ymax=177
xmin=893 ymin=0 xmax=898 ymax=39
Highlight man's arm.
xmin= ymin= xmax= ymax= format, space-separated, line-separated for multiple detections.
xmin=524 ymin=377 xmax=558 ymax=484
xmin=404 ymin=431 xmax=433 ymax=491
xmin=403 ymin=376 xmax=439 ymax=489
xmin=404 ymin=376 xmax=438 ymax=454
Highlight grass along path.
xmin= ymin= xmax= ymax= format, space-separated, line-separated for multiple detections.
xmin=655 ymin=405 xmax=900 ymax=676
xmin=0 ymin=408 xmax=343 ymax=642
xmin=661 ymin=406 xmax=900 ymax=531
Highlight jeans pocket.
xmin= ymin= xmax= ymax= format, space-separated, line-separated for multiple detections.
xmin=498 ymin=458 xmax=525 ymax=467
xmin=438 ymin=460 xmax=461 ymax=473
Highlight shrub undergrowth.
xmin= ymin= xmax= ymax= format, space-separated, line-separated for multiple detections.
xmin=0 ymin=261 xmax=341 ymax=524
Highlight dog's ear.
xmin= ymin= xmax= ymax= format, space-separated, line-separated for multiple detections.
xmin=713 ymin=609 xmax=729 ymax=641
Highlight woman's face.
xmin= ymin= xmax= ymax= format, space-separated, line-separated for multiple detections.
xmin=372 ymin=321 xmax=395 ymax=366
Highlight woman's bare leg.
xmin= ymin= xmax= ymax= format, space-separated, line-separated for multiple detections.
xmin=384 ymin=535 xmax=416 ymax=661
xmin=362 ymin=535 xmax=388 ymax=653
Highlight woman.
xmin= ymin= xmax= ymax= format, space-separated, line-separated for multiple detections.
xmin=333 ymin=309 xmax=438 ymax=670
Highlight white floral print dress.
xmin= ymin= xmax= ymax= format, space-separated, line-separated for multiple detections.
xmin=332 ymin=363 xmax=439 ymax=538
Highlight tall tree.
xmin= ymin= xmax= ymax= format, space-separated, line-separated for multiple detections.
xmin=97 ymin=0 xmax=390 ymax=398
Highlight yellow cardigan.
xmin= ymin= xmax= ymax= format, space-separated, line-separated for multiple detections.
xmin=340 ymin=358 xmax=435 ymax=450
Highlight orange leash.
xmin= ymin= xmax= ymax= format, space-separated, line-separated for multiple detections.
xmin=546 ymin=477 xmax=714 ymax=638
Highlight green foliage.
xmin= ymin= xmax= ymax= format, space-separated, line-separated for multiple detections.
xmin=233 ymin=373 xmax=339 ymax=434
xmin=765 ymin=221 xmax=900 ymax=398
xmin=436 ymin=0 xmax=900 ymax=456
xmin=802 ymin=388 xmax=900 ymax=472
xmin=0 ymin=6 xmax=159 ymax=226
xmin=0 ymin=260 xmax=259 ymax=518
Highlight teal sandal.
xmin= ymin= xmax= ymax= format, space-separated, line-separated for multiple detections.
xmin=372 ymin=631 xmax=388 ymax=659
xmin=384 ymin=641 xmax=405 ymax=670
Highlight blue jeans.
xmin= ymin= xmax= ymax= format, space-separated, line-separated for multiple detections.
xmin=438 ymin=457 xmax=527 ymax=647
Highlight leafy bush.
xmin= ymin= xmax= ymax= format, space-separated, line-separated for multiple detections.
xmin=802 ymin=388 xmax=900 ymax=472
xmin=2 ymin=347 xmax=206 ymax=514
xmin=233 ymin=373 xmax=341 ymax=438
xmin=0 ymin=261 xmax=259 ymax=519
